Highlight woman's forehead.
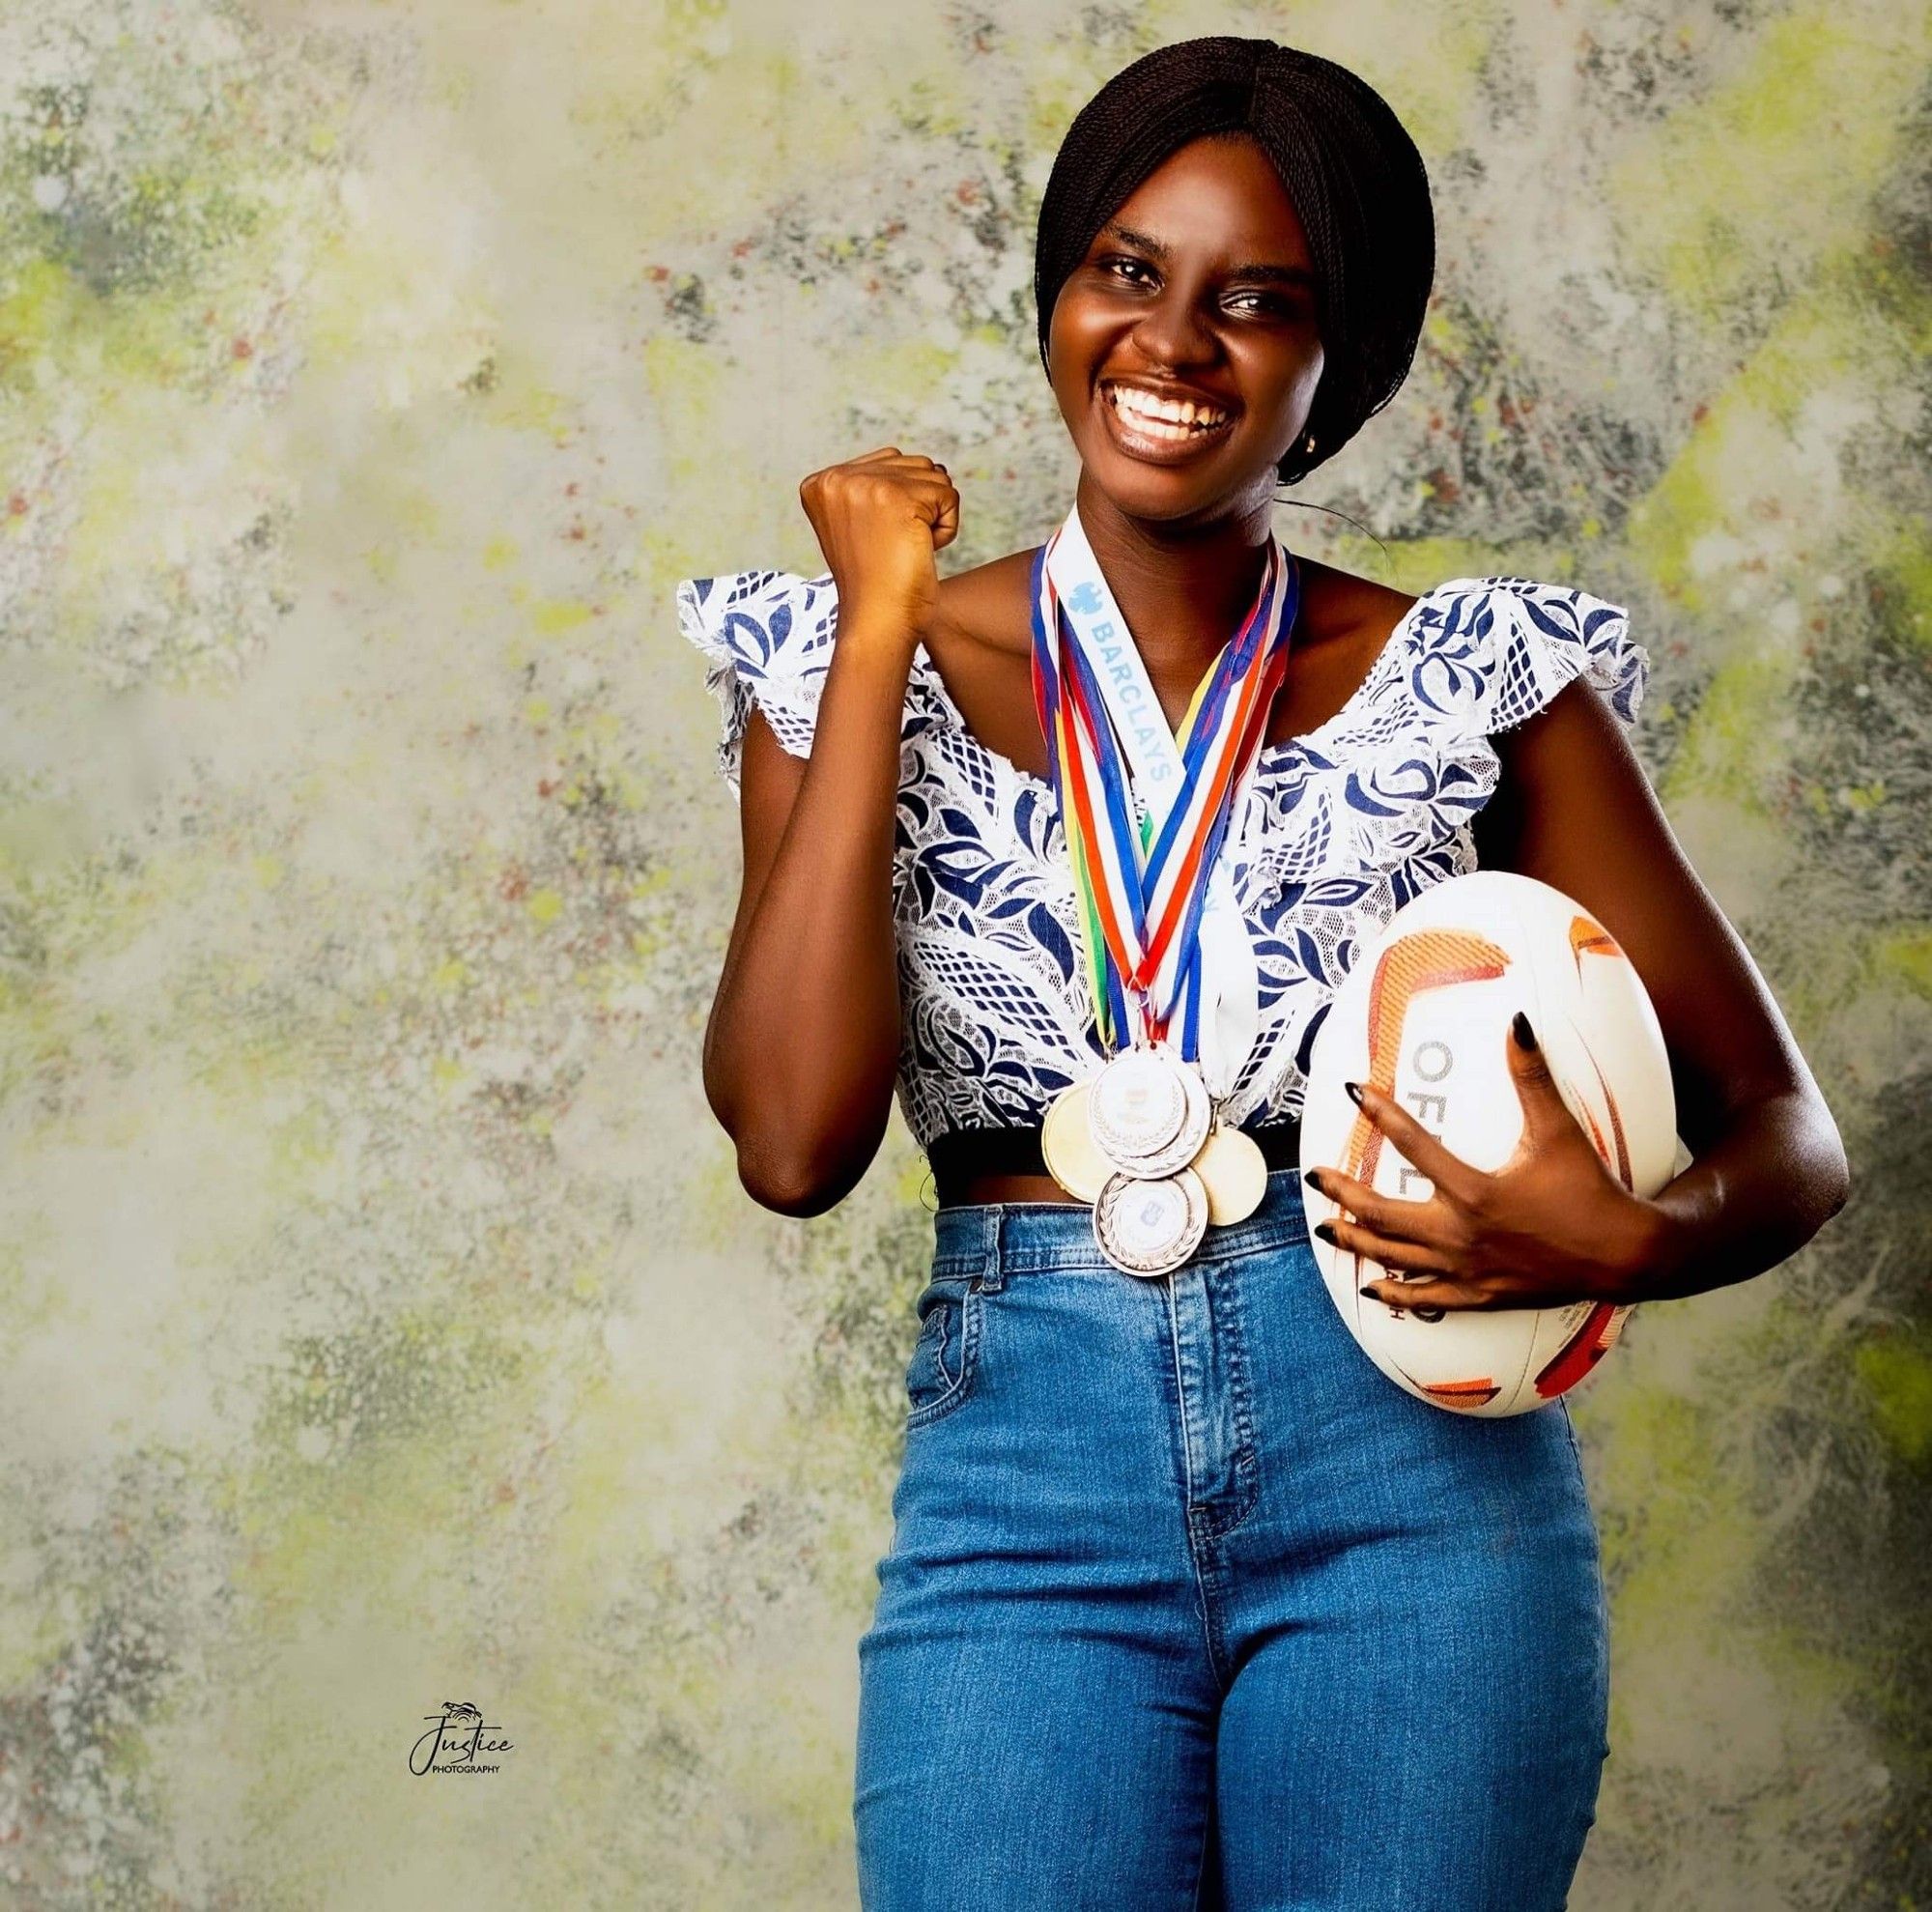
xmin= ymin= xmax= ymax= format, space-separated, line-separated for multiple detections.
xmin=1101 ymin=140 xmax=1312 ymax=264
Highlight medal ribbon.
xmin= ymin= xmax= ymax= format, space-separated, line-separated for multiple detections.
xmin=1029 ymin=522 xmax=1299 ymax=1055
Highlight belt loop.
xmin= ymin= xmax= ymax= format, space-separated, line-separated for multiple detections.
xmin=974 ymin=1207 xmax=1008 ymax=1294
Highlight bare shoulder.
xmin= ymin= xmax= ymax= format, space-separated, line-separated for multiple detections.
xmin=1265 ymin=556 xmax=1421 ymax=744
xmin=928 ymin=546 xmax=1044 ymax=658
xmin=1291 ymin=555 xmax=1419 ymax=645
xmin=920 ymin=547 xmax=1052 ymax=776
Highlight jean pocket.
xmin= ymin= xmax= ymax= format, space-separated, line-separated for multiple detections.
xmin=903 ymin=1270 xmax=982 ymax=1431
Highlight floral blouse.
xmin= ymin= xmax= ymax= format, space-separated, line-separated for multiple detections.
xmin=676 ymin=565 xmax=1649 ymax=1153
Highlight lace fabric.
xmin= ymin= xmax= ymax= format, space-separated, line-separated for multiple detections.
xmin=675 ymin=565 xmax=1649 ymax=1151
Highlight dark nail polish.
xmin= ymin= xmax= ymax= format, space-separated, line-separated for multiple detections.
xmin=1512 ymin=1010 xmax=1538 ymax=1051
xmin=1344 ymin=1079 xmax=1365 ymax=1108
xmin=1314 ymin=1222 xmax=1337 ymax=1245
xmin=1303 ymin=1168 xmax=1323 ymax=1190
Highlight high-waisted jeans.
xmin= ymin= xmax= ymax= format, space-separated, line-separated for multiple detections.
xmin=854 ymin=1170 xmax=1610 ymax=1910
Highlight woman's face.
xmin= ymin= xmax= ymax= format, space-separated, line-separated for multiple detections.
xmin=1047 ymin=132 xmax=1325 ymax=521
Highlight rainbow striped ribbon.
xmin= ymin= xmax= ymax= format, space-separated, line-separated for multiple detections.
xmin=1028 ymin=530 xmax=1299 ymax=1056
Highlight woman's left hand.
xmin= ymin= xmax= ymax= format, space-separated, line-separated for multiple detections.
xmin=1302 ymin=1011 xmax=1671 ymax=1311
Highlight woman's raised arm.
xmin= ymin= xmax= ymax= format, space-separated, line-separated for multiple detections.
xmin=700 ymin=449 xmax=960 ymax=1215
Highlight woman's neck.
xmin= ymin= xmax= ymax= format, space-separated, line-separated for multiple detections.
xmin=1071 ymin=472 xmax=1282 ymax=699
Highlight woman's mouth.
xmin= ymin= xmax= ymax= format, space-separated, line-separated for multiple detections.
xmin=1098 ymin=382 xmax=1237 ymax=462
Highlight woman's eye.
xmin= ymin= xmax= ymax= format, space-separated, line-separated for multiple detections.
xmin=1097 ymin=258 xmax=1296 ymax=318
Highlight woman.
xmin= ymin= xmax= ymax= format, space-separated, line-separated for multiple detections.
xmin=678 ymin=36 xmax=1847 ymax=1911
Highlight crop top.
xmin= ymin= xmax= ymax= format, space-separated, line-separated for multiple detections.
xmin=676 ymin=564 xmax=1650 ymax=1154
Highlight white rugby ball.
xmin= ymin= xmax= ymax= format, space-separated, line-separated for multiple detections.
xmin=1299 ymin=870 xmax=1685 ymax=1417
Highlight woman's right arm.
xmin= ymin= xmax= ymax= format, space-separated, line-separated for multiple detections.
xmin=700 ymin=448 xmax=959 ymax=1215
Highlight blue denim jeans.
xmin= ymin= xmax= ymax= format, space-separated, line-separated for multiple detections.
xmin=854 ymin=1170 xmax=1610 ymax=1910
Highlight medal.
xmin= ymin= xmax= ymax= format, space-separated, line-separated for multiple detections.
xmin=1030 ymin=499 xmax=1300 ymax=1267
xmin=1089 ymin=1038 xmax=1211 ymax=1178
xmin=1188 ymin=1117 xmax=1269 ymax=1225
xmin=1040 ymin=1078 xmax=1110 ymax=1203
xmin=1093 ymin=1166 xmax=1210 ymax=1277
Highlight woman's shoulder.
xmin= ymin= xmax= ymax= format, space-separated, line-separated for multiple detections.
xmin=673 ymin=564 xmax=839 ymax=682
xmin=1398 ymin=570 xmax=1650 ymax=734
xmin=672 ymin=555 xmax=1029 ymax=788
xmin=1270 ymin=559 xmax=1648 ymax=742
xmin=1292 ymin=556 xmax=1627 ymax=661
xmin=673 ymin=563 xmax=846 ymax=794
xmin=1293 ymin=556 xmax=1419 ymax=634
xmin=1291 ymin=556 xmax=1422 ymax=681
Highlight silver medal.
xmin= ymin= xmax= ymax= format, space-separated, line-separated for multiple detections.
xmin=1090 ymin=1039 xmax=1212 ymax=1179
xmin=1092 ymin=1165 xmax=1210 ymax=1278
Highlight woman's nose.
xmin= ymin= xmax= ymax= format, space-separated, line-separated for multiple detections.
xmin=1130 ymin=285 xmax=1216 ymax=367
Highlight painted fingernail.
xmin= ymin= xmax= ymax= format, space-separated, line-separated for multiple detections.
xmin=1344 ymin=1079 xmax=1365 ymax=1108
xmin=1303 ymin=1168 xmax=1323 ymax=1190
xmin=1314 ymin=1222 xmax=1338 ymax=1245
xmin=1512 ymin=1010 xmax=1538 ymax=1050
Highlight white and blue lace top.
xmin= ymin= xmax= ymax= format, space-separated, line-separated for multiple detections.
xmin=676 ymin=565 xmax=1649 ymax=1154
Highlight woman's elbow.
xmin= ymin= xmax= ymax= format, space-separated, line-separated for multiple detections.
xmin=728 ymin=1126 xmax=873 ymax=1217
xmin=703 ymin=1067 xmax=821 ymax=1211
xmin=1791 ymin=1083 xmax=1852 ymax=1238
xmin=737 ymin=1153 xmax=845 ymax=1217
xmin=1817 ymin=1114 xmax=1852 ymax=1226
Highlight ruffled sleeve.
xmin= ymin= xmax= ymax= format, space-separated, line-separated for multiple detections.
xmin=674 ymin=567 xmax=841 ymax=798
xmin=1404 ymin=576 xmax=1650 ymax=739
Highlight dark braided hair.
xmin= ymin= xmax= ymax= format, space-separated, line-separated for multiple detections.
xmin=1034 ymin=37 xmax=1435 ymax=486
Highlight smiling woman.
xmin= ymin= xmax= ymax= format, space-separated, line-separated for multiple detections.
xmin=1031 ymin=40 xmax=1435 ymax=489
xmin=1049 ymin=139 xmax=1330 ymax=499
xmin=674 ymin=30 xmax=1849 ymax=1911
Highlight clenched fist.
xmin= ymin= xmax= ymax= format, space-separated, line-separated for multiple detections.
xmin=798 ymin=447 xmax=960 ymax=651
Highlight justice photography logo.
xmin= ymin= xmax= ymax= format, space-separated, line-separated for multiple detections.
xmin=410 ymin=1699 xmax=516 ymax=1776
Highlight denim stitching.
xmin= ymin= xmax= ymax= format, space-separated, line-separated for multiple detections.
xmin=927 ymin=1230 xmax=1311 ymax=1281
xmin=904 ymin=1287 xmax=980 ymax=1431
xmin=1191 ymin=1801 xmax=1215 ymax=1910
xmin=1559 ymin=1399 xmax=1613 ymax=1758
xmin=932 ymin=1301 xmax=954 ymax=1390
xmin=1195 ymin=1262 xmax=1264 ymax=1541
xmin=1164 ymin=1274 xmax=1231 ymax=1689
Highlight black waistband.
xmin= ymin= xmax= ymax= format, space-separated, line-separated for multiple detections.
xmin=925 ymin=1118 xmax=1304 ymax=1191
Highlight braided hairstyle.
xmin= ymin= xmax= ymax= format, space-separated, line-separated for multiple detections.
xmin=1034 ymin=37 xmax=1435 ymax=486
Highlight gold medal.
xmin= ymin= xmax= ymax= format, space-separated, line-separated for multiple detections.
xmin=1040 ymin=1079 xmax=1110 ymax=1203
xmin=1188 ymin=1119 xmax=1268 ymax=1226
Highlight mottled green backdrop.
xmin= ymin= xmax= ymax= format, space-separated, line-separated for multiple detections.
xmin=1 ymin=0 xmax=1926 ymax=1904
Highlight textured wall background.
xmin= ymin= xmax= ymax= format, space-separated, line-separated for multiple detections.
xmin=0 ymin=0 xmax=1926 ymax=1904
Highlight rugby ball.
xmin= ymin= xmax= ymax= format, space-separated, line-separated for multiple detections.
xmin=1299 ymin=870 xmax=1685 ymax=1416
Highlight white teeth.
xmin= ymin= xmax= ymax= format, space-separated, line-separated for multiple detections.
xmin=1106 ymin=385 xmax=1230 ymax=436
